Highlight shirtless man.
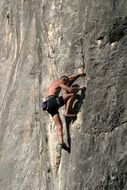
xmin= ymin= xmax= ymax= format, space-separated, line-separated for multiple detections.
xmin=45 ymin=71 xmax=86 ymax=148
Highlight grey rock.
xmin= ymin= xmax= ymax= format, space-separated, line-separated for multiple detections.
xmin=0 ymin=0 xmax=127 ymax=190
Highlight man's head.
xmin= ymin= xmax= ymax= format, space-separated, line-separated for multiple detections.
xmin=60 ymin=75 xmax=69 ymax=84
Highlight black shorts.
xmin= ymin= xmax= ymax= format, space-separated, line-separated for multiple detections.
xmin=46 ymin=95 xmax=64 ymax=117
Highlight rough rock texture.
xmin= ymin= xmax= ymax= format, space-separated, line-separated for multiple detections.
xmin=0 ymin=0 xmax=127 ymax=190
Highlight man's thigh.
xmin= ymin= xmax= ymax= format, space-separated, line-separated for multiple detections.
xmin=62 ymin=93 xmax=74 ymax=104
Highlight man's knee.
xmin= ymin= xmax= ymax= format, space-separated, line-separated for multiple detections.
xmin=63 ymin=94 xmax=72 ymax=103
xmin=69 ymin=93 xmax=77 ymax=100
xmin=65 ymin=93 xmax=74 ymax=99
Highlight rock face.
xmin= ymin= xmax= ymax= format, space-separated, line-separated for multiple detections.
xmin=0 ymin=0 xmax=127 ymax=190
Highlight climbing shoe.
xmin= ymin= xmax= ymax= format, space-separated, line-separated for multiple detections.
xmin=61 ymin=143 xmax=70 ymax=152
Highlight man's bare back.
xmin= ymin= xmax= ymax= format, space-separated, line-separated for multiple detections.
xmin=47 ymin=80 xmax=63 ymax=97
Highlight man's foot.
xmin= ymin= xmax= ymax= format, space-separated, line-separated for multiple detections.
xmin=64 ymin=113 xmax=76 ymax=117
xmin=61 ymin=143 xmax=70 ymax=152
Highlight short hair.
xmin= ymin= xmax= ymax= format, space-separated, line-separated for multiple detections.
xmin=60 ymin=75 xmax=69 ymax=83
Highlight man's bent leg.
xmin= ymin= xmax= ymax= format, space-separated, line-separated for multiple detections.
xmin=52 ymin=114 xmax=64 ymax=144
xmin=63 ymin=93 xmax=76 ymax=116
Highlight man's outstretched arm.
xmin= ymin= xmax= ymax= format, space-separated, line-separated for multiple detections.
xmin=68 ymin=71 xmax=86 ymax=84
xmin=60 ymin=84 xmax=86 ymax=94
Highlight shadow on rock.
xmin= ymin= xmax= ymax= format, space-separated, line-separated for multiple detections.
xmin=64 ymin=90 xmax=86 ymax=153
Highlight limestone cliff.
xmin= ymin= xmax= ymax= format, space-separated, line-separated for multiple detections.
xmin=0 ymin=0 xmax=127 ymax=190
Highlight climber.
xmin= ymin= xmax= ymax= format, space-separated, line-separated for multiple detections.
xmin=42 ymin=70 xmax=86 ymax=149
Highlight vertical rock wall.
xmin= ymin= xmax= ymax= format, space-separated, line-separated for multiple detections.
xmin=0 ymin=0 xmax=127 ymax=190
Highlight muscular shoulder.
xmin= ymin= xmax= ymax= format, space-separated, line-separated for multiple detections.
xmin=49 ymin=79 xmax=62 ymax=88
xmin=52 ymin=79 xmax=61 ymax=85
xmin=47 ymin=79 xmax=63 ymax=96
